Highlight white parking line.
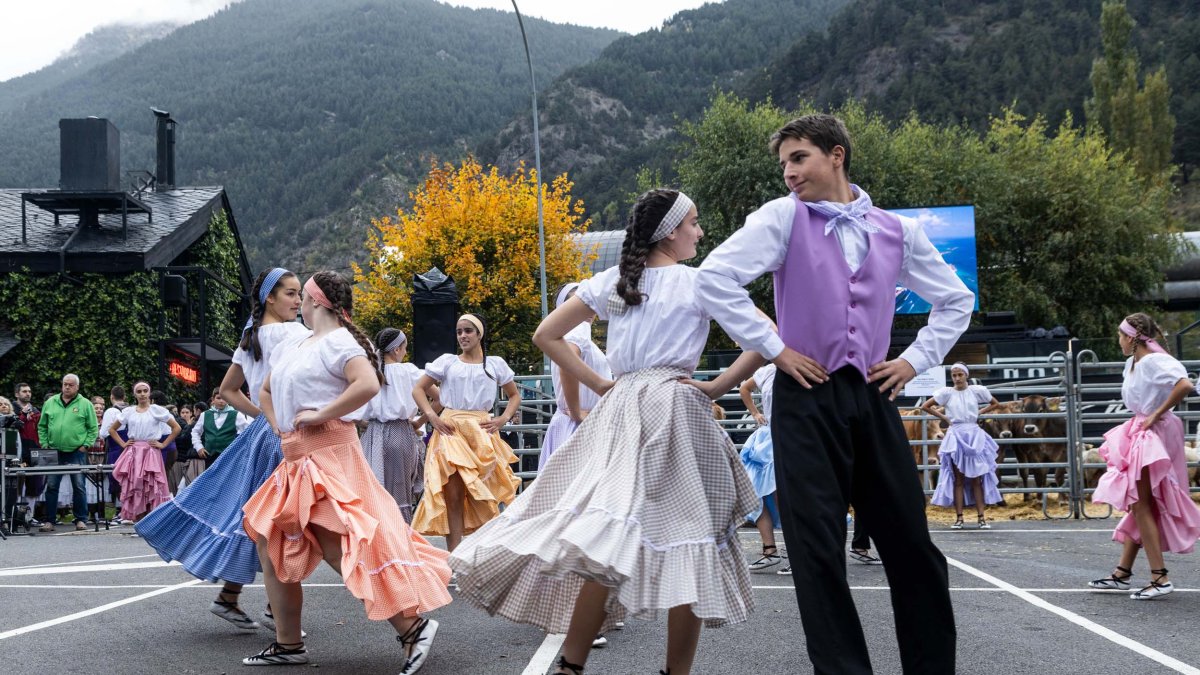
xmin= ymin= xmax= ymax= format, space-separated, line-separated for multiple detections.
xmin=0 ymin=554 xmax=159 ymax=572
xmin=0 ymin=561 xmax=180 ymax=577
xmin=945 ymin=555 xmax=1200 ymax=674
xmin=0 ymin=578 xmax=204 ymax=640
xmin=523 ymin=633 xmax=566 ymax=675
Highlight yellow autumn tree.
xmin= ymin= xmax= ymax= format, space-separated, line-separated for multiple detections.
xmin=353 ymin=157 xmax=594 ymax=372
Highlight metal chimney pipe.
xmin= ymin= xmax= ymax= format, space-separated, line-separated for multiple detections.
xmin=152 ymin=108 xmax=176 ymax=191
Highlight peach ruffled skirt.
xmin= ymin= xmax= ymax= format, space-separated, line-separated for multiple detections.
xmin=242 ymin=420 xmax=452 ymax=620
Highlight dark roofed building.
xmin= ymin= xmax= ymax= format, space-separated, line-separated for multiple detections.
xmin=0 ymin=115 xmax=252 ymax=400
xmin=0 ymin=187 xmax=250 ymax=280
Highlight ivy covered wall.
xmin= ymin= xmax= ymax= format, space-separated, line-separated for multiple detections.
xmin=0 ymin=209 xmax=247 ymax=403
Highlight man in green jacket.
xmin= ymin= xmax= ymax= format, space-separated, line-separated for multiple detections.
xmin=37 ymin=373 xmax=98 ymax=531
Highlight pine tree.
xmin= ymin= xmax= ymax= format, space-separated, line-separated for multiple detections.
xmin=1085 ymin=0 xmax=1176 ymax=181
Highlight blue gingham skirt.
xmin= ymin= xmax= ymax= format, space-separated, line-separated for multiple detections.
xmin=135 ymin=415 xmax=282 ymax=584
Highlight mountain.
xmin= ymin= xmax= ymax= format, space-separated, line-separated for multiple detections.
xmin=0 ymin=22 xmax=181 ymax=114
xmin=0 ymin=0 xmax=620 ymax=269
xmin=477 ymin=0 xmax=852 ymax=229
xmin=745 ymin=0 xmax=1200 ymax=173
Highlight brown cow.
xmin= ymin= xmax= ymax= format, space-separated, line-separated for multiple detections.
xmin=1019 ymin=395 xmax=1068 ymax=494
xmin=981 ymin=400 xmax=1030 ymax=500
xmin=900 ymin=407 xmax=945 ymax=465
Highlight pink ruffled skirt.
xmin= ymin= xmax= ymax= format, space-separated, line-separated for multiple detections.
xmin=112 ymin=440 xmax=170 ymax=520
xmin=1092 ymin=413 xmax=1200 ymax=554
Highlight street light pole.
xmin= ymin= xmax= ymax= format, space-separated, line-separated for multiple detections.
xmin=511 ymin=1 xmax=548 ymax=324
xmin=511 ymin=1 xmax=550 ymax=375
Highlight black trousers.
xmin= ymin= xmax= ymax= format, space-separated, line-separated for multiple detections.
xmin=850 ymin=517 xmax=871 ymax=551
xmin=774 ymin=366 xmax=955 ymax=674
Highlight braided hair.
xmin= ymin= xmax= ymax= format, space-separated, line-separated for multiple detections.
xmin=373 ymin=327 xmax=406 ymax=385
xmin=311 ymin=271 xmax=385 ymax=384
xmin=461 ymin=312 xmax=495 ymax=381
xmin=239 ymin=268 xmax=298 ymax=362
xmin=1124 ymin=312 xmax=1169 ymax=354
xmin=615 ymin=189 xmax=679 ymax=307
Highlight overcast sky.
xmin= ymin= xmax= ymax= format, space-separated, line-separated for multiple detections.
xmin=0 ymin=0 xmax=716 ymax=83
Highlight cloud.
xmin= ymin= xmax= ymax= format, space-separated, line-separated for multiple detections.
xmin=0 ymin=1 xmax=243 ymax=82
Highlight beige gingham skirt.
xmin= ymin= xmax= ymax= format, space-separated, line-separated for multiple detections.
xmin=448 ymin=367 xmax=757 ymax=631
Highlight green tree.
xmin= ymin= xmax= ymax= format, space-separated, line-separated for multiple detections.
xmin=1085 ymin=0 xmax=1176 ymax=181
xmin=677 ymin=94 xmax=1180 ymax=340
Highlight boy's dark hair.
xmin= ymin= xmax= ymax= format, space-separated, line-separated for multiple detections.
xmin=110 ymin=385 xmax=125 ymax=401
xmin=769 ymin=114 xmax=853 ymax=178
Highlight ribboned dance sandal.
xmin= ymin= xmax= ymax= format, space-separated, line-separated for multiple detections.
xmin=978 ymin=516 xmax=991 ymax=530
xmin=748 ymin=544 xmax=784 ymax=571
xmin=1131 ymin=568 xmax=1174 ymax=600
xmin=951 ymin=515 xmax=964 ymax=530
xmin=1087 ymin=565 xmax=1133 ymax=591
xmin=848 ymin=549 xmax=882 ymax=565
xmin=554 ymin=656 xmax=584 ymax=674
xmin=210 ymin=588 xmax=261 ymax=631
xmin=242 ymin=641 xmax=308 ymax=666
xmin=397 ymin=617 xmax=439 ymax=674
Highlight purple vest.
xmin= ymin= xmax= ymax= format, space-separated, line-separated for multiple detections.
xmin=774 ymin=196 xmax=904 ymax=380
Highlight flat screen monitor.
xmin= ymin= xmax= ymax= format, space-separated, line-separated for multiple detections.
xmin=891 ymin=205 xmax=980 ymax=315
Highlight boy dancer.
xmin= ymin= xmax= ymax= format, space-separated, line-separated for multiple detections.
xmin=696 ymin=114 xmax=972 ymax=674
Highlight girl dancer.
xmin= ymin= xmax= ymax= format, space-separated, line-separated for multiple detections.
xmin=538 ymin=282 xmax=611 ymax=472
xmin=1089 ymin=313 xmax=1200 ymax=599
xmin=923 ymin=363 xmax=1002 ymax=529
xmin=360 ymin=327 xmax=429 ymax=523
xmin=739 ymin=362 xmax=783 ymax=571
xmin=241 ymin=271 xmax=451 ymax=671
xmin=136 ymin=268 xmax=308 ymax=631
xmin=110 ymin=382 xmax=178 ymax=522
xmin=411 ymin=312 xmax=522 ymax=552
xmin=449 ymin=189 xmax=760 ymax=675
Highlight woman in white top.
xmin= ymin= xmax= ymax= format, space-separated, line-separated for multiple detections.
xmin=411 ymin=312 xmax=522 ymax=553
xmin=538 ymin=282 xmax=612 ymax=471
xmin=739 ymin=362 xmax=782 ymax=571
xmin=241 ymin=271 xmax=451 ymax=672
xmin=923 ymin=363 xmax=1002 ymax=529
xmin=1089 ymin=313 xmax=1200 ymax=600
xmin=111 ymin=381 xmax=179 ymax=522
xmin=449 ymin=189 xmax=761 ymax=675
xmin=136 ymin=268 xmax=309 ymax=633
xmin=360 ymin=327 xmax=429 ymax=523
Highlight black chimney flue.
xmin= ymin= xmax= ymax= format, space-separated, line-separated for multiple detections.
xmin=152 ymin=108 xmax=176 ymax=192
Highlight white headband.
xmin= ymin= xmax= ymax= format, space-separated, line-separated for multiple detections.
xmin=383 ymin=331 xmax=407 ymax=354
xmin=649 ymin=193 xmax=695 ymax=243
xmin=556 ymin=282 xmax=580 ymax=308
xmin=950 ymin=363 xmax=969 ymax=376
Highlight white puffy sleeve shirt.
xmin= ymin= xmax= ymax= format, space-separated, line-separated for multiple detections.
xmin=552 ymin=322 xmax=613 ymax=413
xmin=933 ymin=385 xmax=992 ymax=425
xmin=575 ymin=265 xmax=711 ymax=377
xmin=120 ymin=404 xmax=173 ymax=442
xmin=423 ymin=354 xmax=514 ymax=411
xmin=232 ymin=321 xmax=312 ymax=407
xmin=268 ymin=328 xmax=367 ymax=433
xmin=365 ymin=363 xmax=424 ymax=422
xmin=1121 ymin=353 xmax=1191 ymax=416
xmin=752 ymin=364 xmax=777 ymax=420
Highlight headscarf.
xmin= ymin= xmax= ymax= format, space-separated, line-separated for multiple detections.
xmin=383 ymin=330 xmax=407 ymax=354
xmin=1119 ymin=319 xmax=1167 ymax=354
xmin=305 ymin=276 xmax=350 ymax=322
xmin=242 ymin=267 xmax=291 ymax=336
xmin=650 ymin=193 xmax=695 ymax=243
xmin=458 ymin=314 xmax=484 ymax=338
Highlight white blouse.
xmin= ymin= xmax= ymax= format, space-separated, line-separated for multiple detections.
xmin=268 ymin=328 xmax=368 ymax=434
xmin=423 ymin=354 xmax=515 ymax=411
xmin=575 ymin=265 xmax=711 ymax=377
xmin=753 ymin=364 xmax=777 ymax=420
xmin=552 ymin=322 xmax=612 ymax=414
xmin=365 ymin=362 xmax=424 ymax=422
xmin=119 ymin=404 xmax=173 ymax=442
xmin=933 ymin=385 xmax=993 ymax=425
xmin=1122 ymin=353 xmax=1190 ymax=416
xmin=232 ymin=321 xmax=312 ymax=406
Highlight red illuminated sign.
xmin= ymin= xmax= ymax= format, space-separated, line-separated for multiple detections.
xmin=168 ymin=360 xmax=200 ymax=385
